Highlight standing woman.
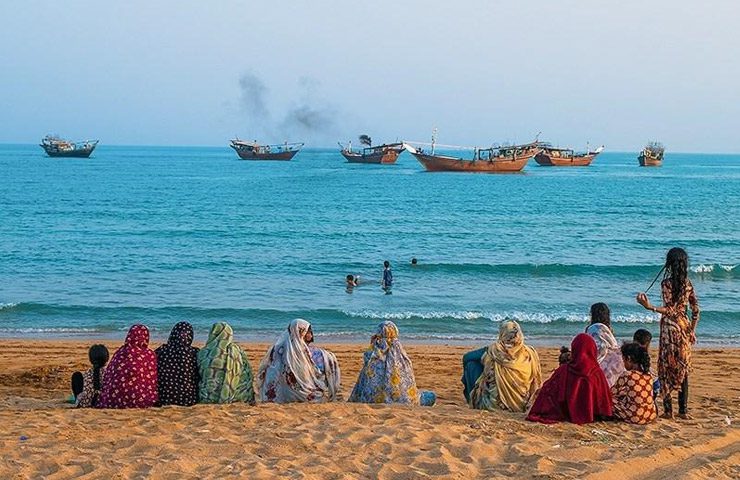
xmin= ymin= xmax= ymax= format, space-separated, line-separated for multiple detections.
xmin=155 ymin=321 xmax=199 ymax=406
xmin=197 ymin=322 xmax=255 ymax=404
xmin=636 ymin=247 xmax=700 ymax=419
xmin=97 ymin=324 xmax=158 ymax=409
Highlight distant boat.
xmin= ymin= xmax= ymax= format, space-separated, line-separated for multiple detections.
xmin=404 ymin=140 xmax=541 ymax=173
xmin=230 ymin=139 xmax=303 ymax=161
xmin=534 ymin=144 xmax=605 ymax=166
xmin=638 ymin=142 xmax=664 ymax=167
xmin=339 ymin=135 xmax=405 ymax=164
xmin=40 ymin=135 xmax=98 ymax=158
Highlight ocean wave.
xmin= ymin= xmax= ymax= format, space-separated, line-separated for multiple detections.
xmin=691 ymin=263 xmax=737 ymax=274
xmin=341 ymin=309 xmax=659 ymax=324
xmin=0 ymin=302 xmax=19 ymax=311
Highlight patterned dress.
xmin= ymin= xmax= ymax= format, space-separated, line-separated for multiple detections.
xmin=611 ymin=370 xmax=657 ymax=424
xmin=257 ymin=319 xmax=341 ymax=404
xmin=155 ymin=322 xmax=200 ymax=406
xmin=75 ymin=368 xmax=106 ymax=408
xmin=658 ymin=279 xmax=700 ymax=394
xmin=585 ymin=323 xmax=626 ymax=387
xmin=349 ymin=321 xmax=434 ymax=406
xmin=97 ymin=324 xmax=158 ymax=409
xmin=197 ymin=322 xmax=254 ymax=404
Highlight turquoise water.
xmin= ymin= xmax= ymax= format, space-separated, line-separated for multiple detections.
xmin=1 ymin=144 xmax=738 ymax=344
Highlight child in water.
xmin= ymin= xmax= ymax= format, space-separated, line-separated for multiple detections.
xmin=71 ymin=344 xmax=110 ymax=408
xmin=382 ymin=260 xmax=393 ymax=293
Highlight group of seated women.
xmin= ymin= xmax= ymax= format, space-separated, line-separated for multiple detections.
xmin=73 ymin=304 xmax=657 ymax=425
xmin=71 ymin=319 xmax=435 ymax=409
xmin=462 ymin=303 xmax=658 ymax=425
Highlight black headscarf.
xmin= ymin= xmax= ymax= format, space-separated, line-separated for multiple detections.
xmin=155 ymin=321 xmax=200 ymax=406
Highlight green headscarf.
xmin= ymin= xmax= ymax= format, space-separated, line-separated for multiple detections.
xmin=197 ymin=322 xmax=255 ymax=403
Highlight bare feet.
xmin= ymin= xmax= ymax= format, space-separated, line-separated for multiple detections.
xmin=678 ymin=413 xmax=693 ymax=420
xmin=660 ymin=412 xmax=674 ymax=420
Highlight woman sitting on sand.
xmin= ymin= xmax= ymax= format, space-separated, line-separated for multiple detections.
xmin=636 ymin=247 xmax=700 ymax=419
xmin=469 ymin=320 xmax=542 ymax=412
xmin=197 ymin=322 xmax=255 ymax=404
xmin=97 ymin=324 xmax=158 ymax=409
xmin=155 ymin=321 xmax=199 ymax=406
xmin=611 ymin=342 xmax=657 ymax=424
xmin=348 ymin=321 xmax=435 ymax=406
xmin=257 ymin=319 xmax=341 ymax=403
xmin=71 ymin=344 xmax=109 ymax=408
xmin=585 ymin=303 xmax=625 ymax=387
xmin=526 ymin=333 xmax=613 ymax=425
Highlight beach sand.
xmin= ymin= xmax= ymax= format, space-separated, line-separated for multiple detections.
xmin=0 ymin=340 xmax=738 ymax=479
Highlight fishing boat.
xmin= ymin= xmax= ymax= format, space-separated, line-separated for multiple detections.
xmin=39 ymin=135 xmax=98 ymax=158
xmin=534 ymin=144 xmax=605 ymax=166
xmin=638 ymin=142 xmax=664 ymax=167
xmin=230 ymin=139 xmax=304 ymax=161
xmin=404 ymin=139 xmax=541 ymax=173
xmin=339 ymin=135 xmax=405 ymax=164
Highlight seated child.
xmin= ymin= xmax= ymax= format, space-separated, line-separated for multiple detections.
xmin=71 ymin=344 xmax=109 ymax=408
xmin=610 ymin=342 xmax=657 ymax=424
xmin=633 ymin=329 xmax=660 ymax=403
xmin=558 ymin=346 xmax=571 ymax=365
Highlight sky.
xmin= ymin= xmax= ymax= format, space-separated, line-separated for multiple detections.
xmin=1 ymin=0 xmax=739 ymax=152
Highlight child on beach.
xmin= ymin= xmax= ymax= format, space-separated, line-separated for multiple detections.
xmin=636 ymin=247 xmax=700 ymax=419
xmin=71 ymin=344 xmax=109 ymax=408
xmin=585 ymin=303 xmax=625 ymax=387
xmin=610 ymin=342 xmax=657 ymax=424
xmin=633 ymin=328 xmax=661 ymax=406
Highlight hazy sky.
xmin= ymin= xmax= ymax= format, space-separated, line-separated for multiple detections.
xmin=1 ymin=1 xmax=739 ymax=152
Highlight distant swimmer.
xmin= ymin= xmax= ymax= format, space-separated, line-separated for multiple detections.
xmin=381 ymin=260 xmax=393 ymax=294
xmin=411 ymin=258 xmax=418 ymax=266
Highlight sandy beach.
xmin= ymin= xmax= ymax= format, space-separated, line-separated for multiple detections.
xmin=0 ymin=340 xmax=737 ymax=479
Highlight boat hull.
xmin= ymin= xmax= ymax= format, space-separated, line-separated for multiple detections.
xmin=638 ymin=154 xmax=662 ymax=167
xmin=41 ymin=144 xmax=97 ymax=158
xmin=341 ymin=150 xmax=401 ymax=164
xmin=232 ymin=147 xmax=299 ymax=161
xmin=410 ymin=151 xmax=534 ymax=173
xmin=535 ymin=151 xmax=598 ymax=166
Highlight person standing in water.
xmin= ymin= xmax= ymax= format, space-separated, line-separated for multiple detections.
xmin=381 ymin=260 xmax=393 ymax=293
xmin=636 ymin=247 xmax=700 ymax=419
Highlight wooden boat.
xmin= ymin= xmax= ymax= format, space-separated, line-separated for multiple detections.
xmin=339 ymin=135 xmax=405 ymax=164
xmin=230 ymin=139 xmax=303 ymax=161
xmin=638 ymin=142 xmax=664 ymax=167
xmin=40 ymin=136 xmax=98 ymax=158
xmin=404 ymin=141 xmax=540 ymax=173
xmin=535 ymin=144 xmax=604 ymax=166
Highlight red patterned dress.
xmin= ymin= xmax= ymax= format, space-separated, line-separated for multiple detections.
xmin=611 ymin=370 xmax=657 ymax=424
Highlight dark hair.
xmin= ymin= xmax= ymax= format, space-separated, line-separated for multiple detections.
xmin=411 ymin=258 xmax=417 ymax=265
xmin=664 ymin=247 xmax=688 ymax=305
xmin=89 ymin=344 xmax=110 ymax=391
xmin=346 ymin=274 xmax=354 ymax=281
xmin=620 ymin=342 xmax=650 ymax=374
xmin=558 ymin=346 xmax=571 ymax=365
xmin=633 ymin=329 xmax=653 ymax=347
xmin=384 ymin=260 xmax=390 ymax=268
xmin=590 ymin=303 xmax=611 ymax=327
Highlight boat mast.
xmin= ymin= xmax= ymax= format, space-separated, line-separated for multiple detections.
xmin=431 ymin=127 xmax=438 ymax=155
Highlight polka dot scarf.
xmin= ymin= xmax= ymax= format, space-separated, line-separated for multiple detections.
xmin=155 ymin=322 xmax=199 ymax=406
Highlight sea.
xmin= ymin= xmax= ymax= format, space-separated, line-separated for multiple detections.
xmin=1 ymin=144 xmax=738 ymax=346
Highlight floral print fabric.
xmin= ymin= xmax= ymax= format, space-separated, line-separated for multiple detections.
xmin=611 ymin=370 xmax=657 ymax=424
xmin=659 ymin=279 xmax=700 ymax=394
xmin=585 ymin=323 xmax=626 ymax=387
xmin=75 ymin=368 xmax=106 ymax=408
xmin=97 ymin=324 xmax=158 ymax=409
xmin=257 ymin=319 xmax=340 ymax=403
xmin=197 ymin=322 xmax=254 ymax=404
xmin=470 ymin=320 xmax=542 ymax=412
xmin=349 ymin=321 xmax=422 ymax=405
xmin=155 ymin=321 xmax=200 ymax=406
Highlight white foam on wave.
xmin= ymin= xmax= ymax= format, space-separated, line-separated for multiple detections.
xmin=720 ymin=264 xmax=737 ymax=272
xmin=0 ymin=302 xmax=19 ymax=310
xmin=0 ymin=327 xmax=100 ymax=333
xmin=692 ymin=264 xmax=715 ymax=273
xmin=342 ymin=309 xmax=658 ymax=324
xmin=691 ymin=263 xmax=738 ymax=274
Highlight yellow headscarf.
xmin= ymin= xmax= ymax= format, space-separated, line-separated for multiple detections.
xmin=470 ymin=320 xmax=542 ymax=412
